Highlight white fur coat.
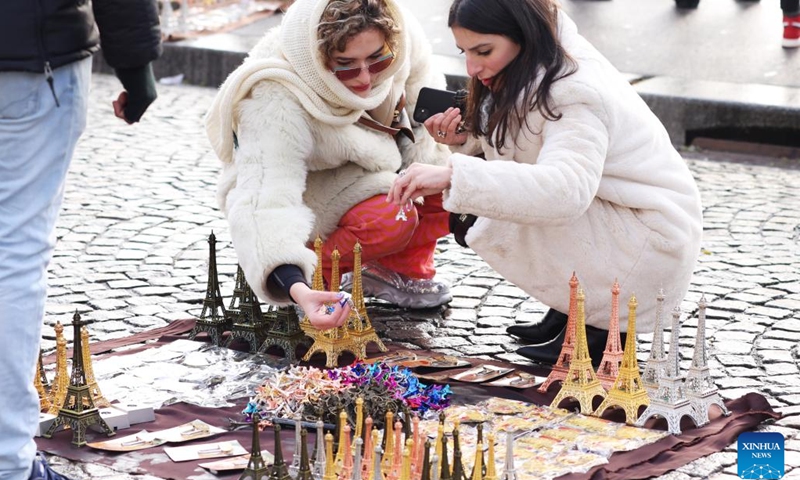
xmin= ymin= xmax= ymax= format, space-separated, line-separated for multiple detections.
xmin=443 ymin=12 xmax=703 ymax=333
xmin=214 ymin=7 xmax=450 ymax=304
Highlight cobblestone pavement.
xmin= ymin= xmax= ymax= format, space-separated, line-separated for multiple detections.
xmin=41 ymin=75 xmax=800 ymax=479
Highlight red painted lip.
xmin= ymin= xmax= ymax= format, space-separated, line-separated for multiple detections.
xmin=352 ymin=84 xmax=371 ymax=92
xmin=480 ymin=77 xmax=492 ymax=87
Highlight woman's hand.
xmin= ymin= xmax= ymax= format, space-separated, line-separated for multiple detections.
xmin=290 ymin=283 xmax=351 ymax=330
xmin=424 ymin=107 xmax=468 ymax=146
xmin=387 ymin=163 xmax=453 ymax=206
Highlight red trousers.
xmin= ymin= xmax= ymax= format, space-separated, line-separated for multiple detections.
xmin=318 ymin=194 xmax=449 ymax=283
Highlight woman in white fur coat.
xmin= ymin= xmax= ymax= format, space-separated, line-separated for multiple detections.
xmin=389 ymin=0 xmax=703 ymax=365
xmin=205 ymin=0 xmax=454 ymax=328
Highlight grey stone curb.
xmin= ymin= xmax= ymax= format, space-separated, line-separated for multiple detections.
xmin=94 ymin=46 xmax=800 ymax=148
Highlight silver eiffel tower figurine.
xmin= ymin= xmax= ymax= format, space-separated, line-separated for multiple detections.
xmin=313 ymin=419 xmax=326 ymax=480
xmin=636 ymin=307 xmax=703 ymax=434
xmin=289 ymin=412 xmax=303 ymax=477
xmin=684 ymin=295 xmax=729 ymax=426
xmin=501 ymin=432 xmax=517 ymax=480
xmin=641 ymin=289 xmax=669 ymax=396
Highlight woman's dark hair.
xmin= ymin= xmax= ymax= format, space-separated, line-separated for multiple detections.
xmin=449 ymin=0 xmax=576 ymax=152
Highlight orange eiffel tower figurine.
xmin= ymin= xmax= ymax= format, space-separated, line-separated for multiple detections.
xmin=538 ymin=273 xmax=580 ymax=393
xmin=550 ymin=288 xmax=607 ymax=414
xmin=347 ymin=242 xmax=387 ymax=358
xmin=34 ymin=350 xmax=52 ymax=412
xmin=47 ymin=322 xmax=69 ymax=415
xmin=81 ymin=326 xmax=111 ymax=408
xmin=595 ymin=280 xmax=624 ymax=390
xmin=593 ymin=295 xmax=650 ymax=424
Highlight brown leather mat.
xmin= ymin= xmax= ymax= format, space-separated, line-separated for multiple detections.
xmin=36 ymin=322 xmax=780 ymax=480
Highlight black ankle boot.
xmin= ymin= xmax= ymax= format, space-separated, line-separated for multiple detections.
xmin=506 ymin=309 xmax=568 ymax=343
xmin=516 ymin=326 xmax=627 ymax=369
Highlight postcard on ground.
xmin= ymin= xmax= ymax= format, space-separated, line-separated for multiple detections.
xmin=164 ymin=440 xmax=247 ymax=462
xmin=198 ymin=450 xmax=275 ymax=473
xmin=449 ymin=364 xmax=515 ymax=383
xmin=155 ymin=419 xmax=226 ymax=443
xmin=486 ymin=371 xmax=546 ymax=389
xmin=87 ymin=430 xmax=167 ymax=452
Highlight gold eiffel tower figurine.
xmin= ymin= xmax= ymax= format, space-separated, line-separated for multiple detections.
xmin=81 ymin=326 xmax=110 ymax=408
xmin=550 ymin=288 xmax=607 ymax=414
xmin=34 ymin=349 xmax=52 ymax=412
xmin=189 ymin=232 xmax=229 ymax=345
xmin=299 ymin=237 xmax=327 ymax=333
xmin=595 ymin=280 xmax=624 ymax=390
xmin=302 ymin=241 xmax=361 ymax=367
xmin=347 ymin=242 xmax=387 ymax=358
xmin=44 ymin=312 xmax=115 ymax=447
xmin=593 ymin=295 xmax=650 ymax=424
xmin=538 ymin=273 xmax=579 ymax=393
xmin=47 ymin=321 xmax=69 ymax=415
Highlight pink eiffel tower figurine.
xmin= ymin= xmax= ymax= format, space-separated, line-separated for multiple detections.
xmin=684 ymin=295 xmax=729 ymax=426
xmin=595 ymin=280 xmax=624 ymax=390
xmin=538 ymin=273 xmax=579 ymax=392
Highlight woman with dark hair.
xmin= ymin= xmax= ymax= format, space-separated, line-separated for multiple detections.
xmin=389 ymin=0 xmax=703 ymax=365
xmin=206 ymin=0 xmax=454 ymax=329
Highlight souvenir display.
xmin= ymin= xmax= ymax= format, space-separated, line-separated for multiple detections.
xmin=244 ymin=361 xmax=451 ymax=430
xmin=42 ymin=311 xmax=115 ymax=447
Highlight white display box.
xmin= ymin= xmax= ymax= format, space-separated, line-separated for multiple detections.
xmin=116 ymin=402 xmax=156 ymax=425
xmin=89 ymin=406 xmax=130 ymax=432
xmin=35 ymin=413 xmax=57 ymax=437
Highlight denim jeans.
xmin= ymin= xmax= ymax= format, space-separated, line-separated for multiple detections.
xmin=0 ymin=56 xmax=91 ymax=480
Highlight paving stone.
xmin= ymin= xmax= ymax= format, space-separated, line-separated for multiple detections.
xmin=450 ymin=285 xmax=488 ymax=298
xmin=445 ymin=308 xmax=477 ymax=322
xmin=456 ymin=344 xmax=506 ymax=356
xmin=477 ymin=306 xmax=515 ymax=318
xmin=481 ymin=295 xmax=523 ymax=308
xmin=476 ymin=316 xmax=515 ymax=328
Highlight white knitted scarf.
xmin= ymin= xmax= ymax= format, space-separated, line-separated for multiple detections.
xmin=205 ymin=0 xmax=408 ymax=164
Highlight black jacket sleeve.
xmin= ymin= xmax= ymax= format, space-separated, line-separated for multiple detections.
xmin=92 ymin=0 xmax=162 ymax=70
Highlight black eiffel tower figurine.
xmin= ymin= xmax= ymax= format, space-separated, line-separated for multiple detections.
xmin=451 ymin=426 xmax=466 ymax=480
xmin=190 ymin=232 xmax=229 ymax=346
xmin=296 ymin=428 xmax=314 ymax=480
xmin=239 ymin=416 xmax=269 ymax=480
xmin=258 ymin=306 xmax=310 ymax=363
xmin=227 ymin=264 xmax=248 ymax=321
xmin=44 ymin=311 xmax=115 ymax=447
xmin=268 ymin=423 xmax=292 ymax=480
xmin=226 ymin=266 xmax=270 ymax=353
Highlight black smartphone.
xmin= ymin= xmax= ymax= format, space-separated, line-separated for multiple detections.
xmin=413 ymin=87 xmax=457 ymax=123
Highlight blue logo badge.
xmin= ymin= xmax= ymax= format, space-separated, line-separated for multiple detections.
xmin=738 ymin=431 xmax=784 ymax=479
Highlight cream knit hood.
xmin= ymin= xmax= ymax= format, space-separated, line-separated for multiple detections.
xmin=205 ymin=0 xmax=408 ymax=164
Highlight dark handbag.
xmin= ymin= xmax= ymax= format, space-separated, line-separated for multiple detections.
xmin=449 ymin=212 xmax=478 ymax=248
